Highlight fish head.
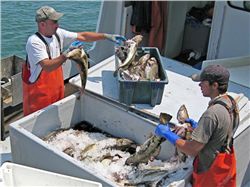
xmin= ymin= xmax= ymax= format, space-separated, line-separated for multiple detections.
xmin=147 ymin=57 xmax=157 ymax=66
xmin=66 ymin=48 xmax=87 ymax=61
xmin=159 ymin=113 xmax=172 ymax=124
xmin=176 ymin=105 xmax=189 ymax=124
xmin=115 ymin=46 xmax=127 ymax=62
xmin=145 ymin=58 xmax=159 ymax=81
xmin=138 ymin=54 xmax=150 ymax=66
xmin=131 ymin=35 xmax=143 ymax=45
xmin=116 ymin=138 xmax=134 ymax=147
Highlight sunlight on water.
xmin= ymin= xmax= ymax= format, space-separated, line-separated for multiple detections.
xmin=1 ymin=1 xmax=101 ymax=58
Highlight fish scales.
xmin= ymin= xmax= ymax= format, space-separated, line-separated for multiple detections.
xmin=125 ymin=136 xmax=163 ymax=165
xmin=125 ymin=113 xmax=171 ymax=166
xmin=175 ymin=104 xmax=192 ymax=162
xmin=66 ymin=48 xmax=88 ymax=91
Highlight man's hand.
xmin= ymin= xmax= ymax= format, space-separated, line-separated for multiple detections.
xmin=63 ymin=40 xmax=84 ymax=57
xmin=155 ymin=124 xmax=180 ymax=145
xmin=104 ymin=33 xmax=127 ymax=45
xmin=185 ymin=118 xmax=198 ymax=128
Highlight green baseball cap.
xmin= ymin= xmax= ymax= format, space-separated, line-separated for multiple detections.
xmin=36 ymin=6 xmax=63 ymax=22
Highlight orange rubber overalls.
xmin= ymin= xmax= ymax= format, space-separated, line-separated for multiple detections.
xmin=22 ymin=32 xmax=64 ymax=116
xmin=192 ymin=148 xmax=236 ymax=187
xmin=192 ymin=95 xmax=239 ymax=187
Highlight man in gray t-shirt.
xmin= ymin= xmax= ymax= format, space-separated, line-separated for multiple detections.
xmin=155 ymin=64 xmax=239 ymax=187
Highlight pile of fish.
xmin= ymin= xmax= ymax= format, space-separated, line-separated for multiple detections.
xmin=115 ymin=35 xmax=160 ymax=81
xmin=125 ymin=105 xmax=192 ymax=166
xmin=43 ymin=118 xmax=192 ymax=186
xmin=66 ymin=48 xmax=88 ymax=92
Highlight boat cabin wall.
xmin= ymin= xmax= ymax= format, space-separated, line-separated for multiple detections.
xmin=91 ymin=1 xmax=250 ymax=68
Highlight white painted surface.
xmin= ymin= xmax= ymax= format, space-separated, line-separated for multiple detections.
xmin=207 ymin=1 xmax=250 ymax=59
xmin=0 ymin=162 xmax=102 ymax=187
xmin=70 ymin=55 xmax=249 ymax=124
xmin=203 ymin=56 xmax=250 ymax=89
xmin=0 ymin=137 xmax=11 ymax=165
xmin=70 ymin=56 xmax=209 ymax=123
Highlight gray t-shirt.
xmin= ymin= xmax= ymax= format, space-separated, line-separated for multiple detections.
xmin=192 ymin=94 xmax=235 ymax=173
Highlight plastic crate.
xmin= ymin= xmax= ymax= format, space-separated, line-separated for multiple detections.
xmin=116 ymin=47 xmax=168 ymax=106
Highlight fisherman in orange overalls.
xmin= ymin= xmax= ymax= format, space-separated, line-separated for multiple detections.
xmin=155 ymin=64 xmax=239 ymax=187
xmin=22 ymin=6 xmax=126 ymax=116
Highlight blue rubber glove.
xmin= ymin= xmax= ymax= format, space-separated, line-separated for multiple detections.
xmin=63 ymin=40 xmax=84 ymax=56
xmin=70 ymin=40 xmax=84 ymax=49
xmin=185 ymin=118 xmax=198 ymax=128
xmin=104 ymin=33 xmax=127 ymax=45
xmin=155 ymin=124 xmax=180 ymax=145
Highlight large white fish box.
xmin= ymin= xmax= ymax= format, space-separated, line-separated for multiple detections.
xmin=0 ymin=162 xmax=102 ymax=187
xmin=9 ymin=91 xmax=191 ymax=187
xmin=115 ymin=47 xmax=169 ymax=106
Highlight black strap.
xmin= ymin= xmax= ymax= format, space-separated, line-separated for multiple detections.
xmin=35 ymin=32 xmax=51 ymax=59
xmin=54 ymin=33 xmax=62 ymax=54
xmin=35 ymin=32 xmax=62 ymax=58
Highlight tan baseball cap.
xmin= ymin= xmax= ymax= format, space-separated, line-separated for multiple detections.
xmin=36 ymin=6 xmax=63 ymax=22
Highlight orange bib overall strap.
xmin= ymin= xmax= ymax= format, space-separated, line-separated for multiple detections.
xmin=192 ymin=148 xmax=236 ymax=187
xmin=22 ymin=32 xmax=64 ymax=116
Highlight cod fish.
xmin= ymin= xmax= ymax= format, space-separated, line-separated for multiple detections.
xmin=79 ymin=138 xmax=136 ymax=162
xmin=43 ymin=128 xmax=68 ymax=142
xmin=66 ymin=48 xmax=88 ymax=91
xmin=125 ymin=113 xmax=172 ymax=166
xmin=114 ymin=35 xmax=143 ymax=76
xmin=126 ymin=54 xmax=150 ymax=80
xmin=174 ymin=104 xmax=191 ymax=163
xmin=125 ymin=169 xmax=171 ymax=186
xmin=177 ymin=104 xmax=189 ymax=124
xmin=175 ymin=104 xmax=192 ymax=140
xmin=145 ymin=57 xmax=159 ymax=81
xmin=125 ymin=135 xmax=162 ymax=166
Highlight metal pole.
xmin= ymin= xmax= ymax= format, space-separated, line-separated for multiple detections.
xmin=1 ymin=97 xmax=5 ymax=141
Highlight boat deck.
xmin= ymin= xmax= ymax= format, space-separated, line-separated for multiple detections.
xmin=70 ymin=55 xmax=250 ymax=136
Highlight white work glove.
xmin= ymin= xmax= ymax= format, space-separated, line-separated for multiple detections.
xmin=104 ymin=33 xmax=127 ymax=45
xmin=63 ymin=40 xmax=84 ymax=57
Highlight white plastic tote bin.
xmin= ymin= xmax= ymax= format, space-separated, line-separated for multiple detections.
xmin=0 ymin=162 xmax=102 ymax=187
